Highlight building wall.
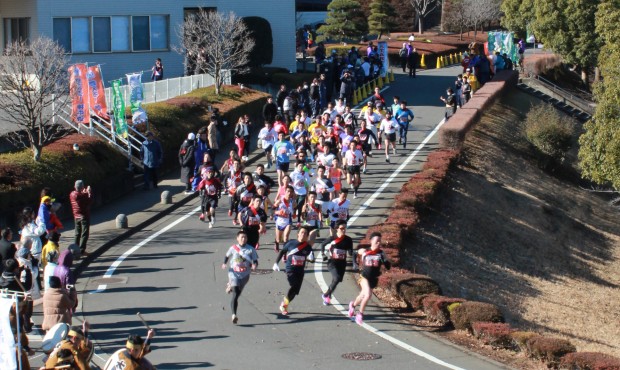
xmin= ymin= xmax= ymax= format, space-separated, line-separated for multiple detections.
xmin=0 ymin=0 xmax=296 ymax=81
xmin=0 ymin=0 xmax=38 ymax=54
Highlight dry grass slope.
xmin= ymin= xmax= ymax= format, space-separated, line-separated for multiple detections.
xmin=402 ymin=89 xmax=620 ymax=357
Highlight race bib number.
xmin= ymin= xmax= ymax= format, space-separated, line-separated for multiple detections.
xmin=364 ymin=256 xmax=380 ymax=267
xmin=291 ymin=255 xmax=306 ymax=266
xmin=333 ymin=248 xmax=347 ymax=260
xmin=232 ymin=262 xmax=247 ymax=272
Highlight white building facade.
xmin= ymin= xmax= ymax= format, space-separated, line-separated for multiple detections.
xmin=0 ymin=0 xmax=296 ymax=80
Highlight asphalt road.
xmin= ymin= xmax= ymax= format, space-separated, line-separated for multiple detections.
xmin=77 ymin=67 xmax=511 ymax=370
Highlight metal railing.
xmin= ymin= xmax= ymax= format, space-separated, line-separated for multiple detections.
xmin=529 ymin=75 xmax=595 ymax=115
xmin=57 ymin=72 xmax=230 ymax=169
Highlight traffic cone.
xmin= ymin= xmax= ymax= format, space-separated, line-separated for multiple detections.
xmin=420 ymin=53 xmax=426 ymax=68
xmin=372 ymin=78 xmax=377 ymax=90
xmin=352 ymin=89 xmax=359 ymax=105
xmin=436 ymin=56 xmax=441 ymax=69
xmin=448 ymin=54 xmax=453 ymax=65
xmin=451 ymin=53 xmax=456 ymax=64
xmin=363 ymin=83 xmax=369 ymax=96
xmin=390 ymin=69 xmax=395 ymax=82
xmin=378 ymin=75 xmax=384 ymax=88
xmin=459 ymin=52 xmax=463 ymax=62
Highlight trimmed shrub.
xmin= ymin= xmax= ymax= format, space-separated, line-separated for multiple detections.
xmin=243 ymin=17 xmax=273 ymax=67
xmin=524 ymin=103 xmax=576 ymax=164
xmin=560 ymin=352 xmax=620 ymax=370
xmin=390 ymin=275 xmax=442 ymax=310
xmin=511 ymin=331 xmax=541 ymax=354
xmin=471 ymin=322 xmax=514 ymax=349
xmin=451 ymin=301 xmax=504 ymax=332
xmin=527 ymin=336 xmax=576 ymax=367
xmin=422 ymin=296 xmax=465 ymax=325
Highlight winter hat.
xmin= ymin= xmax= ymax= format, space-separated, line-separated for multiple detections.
xmin=41 ymin=195 xmax=53 ymax=203
xmin=188 ymin=133 xmax=196 ymax=141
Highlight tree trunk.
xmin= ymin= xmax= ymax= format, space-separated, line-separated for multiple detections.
xmin=32 ymin=144 xmax=41 ymax=162
xmin=594 ymin=66 xmax=600 ymax=83
xmin=581 ymin=69 xmax=588 ymax=86
xmin=418 ymin=15 xmax=424 ymax=34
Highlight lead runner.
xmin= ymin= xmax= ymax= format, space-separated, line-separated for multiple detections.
xmin=222 ymin=230 xmax=259 ymax=324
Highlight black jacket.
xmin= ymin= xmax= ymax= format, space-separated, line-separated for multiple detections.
xmin=262 ymin=102 xmax=278 ymax=123
xmin=178 ymin=139 xmax=196 ymax=183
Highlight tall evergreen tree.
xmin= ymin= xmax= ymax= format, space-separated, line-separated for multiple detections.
xmin=578 ymin=0 xmax=620 ymax=191
xmin=368 ymin=0 xmax=397 ymax=38
xmin=317 ymin=0 xmax=368 ymax=42
xmin=500 ymin=0 xmax=535 ymax=38
xmin=532 ymin=0 xmax=601 ymax=83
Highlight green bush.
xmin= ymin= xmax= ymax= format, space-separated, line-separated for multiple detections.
xmin=524 ymin=103 xmax=576 ymax=163
xmin=451 ymin=301 xmax=504 ymax=332
xmin=243 ymin=17 xmax=273 ymax=67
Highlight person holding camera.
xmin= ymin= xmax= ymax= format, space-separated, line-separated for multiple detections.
xmin=70 ymin=180 xmax=92 ymax=257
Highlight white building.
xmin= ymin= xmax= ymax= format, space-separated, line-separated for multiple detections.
xmin=0 ymin=0 xmax=296 ymax=80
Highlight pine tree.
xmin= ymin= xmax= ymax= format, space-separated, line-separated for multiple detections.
xmin=578 ymin=0 xmax=620 ymax=191
xmin=368 ymin=0 xmax=397 ymax=39
xmin=317 ymin=0 xmax=368 ymax=42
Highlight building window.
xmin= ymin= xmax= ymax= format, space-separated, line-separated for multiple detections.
xmin=52 ymin=15 xmax=167 ymax=54
xmin=3 ymin=18 xmax=30 ymax=48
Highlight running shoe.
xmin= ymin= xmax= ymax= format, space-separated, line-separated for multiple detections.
xmin=385 ymin=156 xmax=390 ymax=163
xmin=199 ymin=213 xmax=205 ymax=221
xmin=350 ymin=183 xmax=354 ymax=189
xmin=348 ymin=301 xmax=355 ymax=318
xmin=362 ymin=167 xmax=367 ymax=174
xmin=232 ymin=314 xmax=238 ymax=324
xmin=212 ymin=215 xmax=216 ymax=224
xmin=209 ymin=221 xmax=213 ymax=229
xmin=280 ymin=299 xmax=289 ymax=315
xmin=232 ymin=220 xmax=240 ymax=226
xmin=393 ymin=148 xmax=397 ymax=155
xmin=354 ymin=191 xmax=358 ymax=199
xmin=184 ymin=190 xmax=194 ymax=195
xmin=398 ymin=137 xmax=402 ymax=144
xmin=355 ymin=312 xmax=364 ymax=325
xmin=322 ymin=294 xmax=331 ymax=306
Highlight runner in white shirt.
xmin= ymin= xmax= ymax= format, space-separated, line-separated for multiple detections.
xmin=344 ymin=140 xmax=363 ymax=198
xmin=327 ymin=190 xmax=351 ymax=237
xmin=258 ymin=122 xmax=277 ymax=168
xmin=334 ymin=98 xmax=346 ymax=116
xmin=362 ymin=106 xmax=383 ymax=149
xmin=379 ymin=111 xmax=399 ymax=163
xmin=290 ymin=161 xmax=310 ymax=225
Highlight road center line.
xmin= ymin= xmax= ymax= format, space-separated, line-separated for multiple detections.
xmin=313 ymin=118 xmax=467 ymax=370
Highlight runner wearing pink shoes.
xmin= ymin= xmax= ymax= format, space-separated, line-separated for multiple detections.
xmin=348 ymin=232 xmax=391 ymax=325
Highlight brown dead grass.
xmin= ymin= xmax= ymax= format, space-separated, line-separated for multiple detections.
xmin=401 ymin=89 xmax=620 ymax=358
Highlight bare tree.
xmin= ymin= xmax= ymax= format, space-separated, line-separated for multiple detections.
xmin=463 ymin=0 xmax=502 ymax=40
xmin=0 ymin=37 xmax=69 ymax=162
xmin=409 ymin=0 xmax=440 ymax=34
xmin=177 ymin=10 xmax=255 ymax=95
xmin=442 ymin=0 xmax=469 ymax=40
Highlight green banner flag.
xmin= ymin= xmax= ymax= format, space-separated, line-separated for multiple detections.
xmin=111 ymin=79 xmax=128 ymax=139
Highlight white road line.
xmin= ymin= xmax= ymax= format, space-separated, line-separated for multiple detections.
xmin=88 ymin=206 xmax=201 ymax=293
xmin=313 ymin=118 xmax=466 ymax=370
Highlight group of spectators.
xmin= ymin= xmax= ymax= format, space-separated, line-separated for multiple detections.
xmin=441 ymin=40 xmax=524 ymax=119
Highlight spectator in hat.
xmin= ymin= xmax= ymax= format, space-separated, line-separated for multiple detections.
xmin=140 ymin=131 xmax=163 ymax=190
xmin=70 ymin=180 xmax=92 ymax=257
xmin=45 ymin=324 xmax=91 ymax=370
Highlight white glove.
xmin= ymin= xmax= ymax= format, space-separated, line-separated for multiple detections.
xmin=272 ymin=263 xmax=280 ymax=271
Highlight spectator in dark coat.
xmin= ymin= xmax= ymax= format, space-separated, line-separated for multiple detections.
xmin=0 ymin=228 xmax=16 ymax=271
xmin=192 ymin=127 xmax=211 ymax=191
xmin=339 ymin=70 xmax=355 ymax=107
xmin=275 ymin=85 xmax=288 ymax=113
xmin=407 ymin=47 xmax=419 ymax=78
xmin=140 ymin=131 xmax=163 ymax=190
xmin=262 ymin=97 xmax=278 ymax=124
xmin=179 ymin=133 xmax=196 ymax=194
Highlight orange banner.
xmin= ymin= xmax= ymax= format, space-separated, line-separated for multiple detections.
xmin=87 ymin=65 xmax=109 ymax=120
xmin=68 ymin=64 xmax=90 ymax=124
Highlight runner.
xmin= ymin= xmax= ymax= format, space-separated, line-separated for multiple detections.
xmin=348 ymin=232 xmax=391 ymax=325
xmin=196 ymin=167 xmax=223 ymax=228
xmin=329 ymin=157 xmax=345 ymax=198
xmin=272 ymin=226 xmax=316 ymax=315
xmin=379 ymin=111 xmax=399 ymax=163
xmin=272 ymin=131 xmax=295 ymax=187
xmin=220 ymin=150 xmax=240 ymax=179
xmin=301 ymin=190 xmax=321 ymax=235
xmin=344 ymin=141 xmax=363 ymax=198
xmin=225 ymin=159 xmax=244 ymax=225
xmin=238 ymin=196 xmax=267 ymax=249
xmin=357 ymin=121 xmax=378 ymax=174
xmin=359 ymin=104 xmax=383 ymax=150
xmin=253 ymin=164 xmax=276 ymax=194
xmin=273 ymin=185 xmax=295 ymax=252
xmin=222 ymin=230 xmax=259 ymax=324
xmin=327 ymin=189 xmax=351 ymax=237
xmin=320 ymin=220 xmax=355 ymax=305
xmin=394 ymin=101 xmax=414 ymax=148
xmin=311 ymin=165 xmax=335 ymax=204
xmin=290 ymin=161 xmax=310 ymax=226
xmin=256 ymin=184 xmax=273 ymax=214
xmin=232 ymin=172 xmax=258 ymax=224
xmin=257 ymin=121 xmax=277 ymax=168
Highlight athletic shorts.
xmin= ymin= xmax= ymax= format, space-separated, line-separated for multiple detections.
xmin=387 ymin=133 xmax=396 ymax=142
xmin=244 ymin=229 xmax=260 ymax=248
xmin=201 ymin=197 xmax=218 ymax=210
xmin=276 ymin=223 xmax=290 ymax=231
xmin=327 ymin=260 xmax=347 ymax=282
xmin=276 ymin=161 xmax=290 ymax=172
xmin=264 ymin=144 xmax=273 ymax=154
xmin=361 ymin=273 xmax=379 ymax=289
xmin=286 ymin=271 xmax=305 ymax=291
xmin=362 ymin=144 xmax=371 ymax=154
xmin=347 ymin=165 xmax=361 ymax=175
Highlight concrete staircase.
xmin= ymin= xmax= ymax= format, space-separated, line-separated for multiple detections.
xmin=517 ymin=76 xmax=594 ymax=122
